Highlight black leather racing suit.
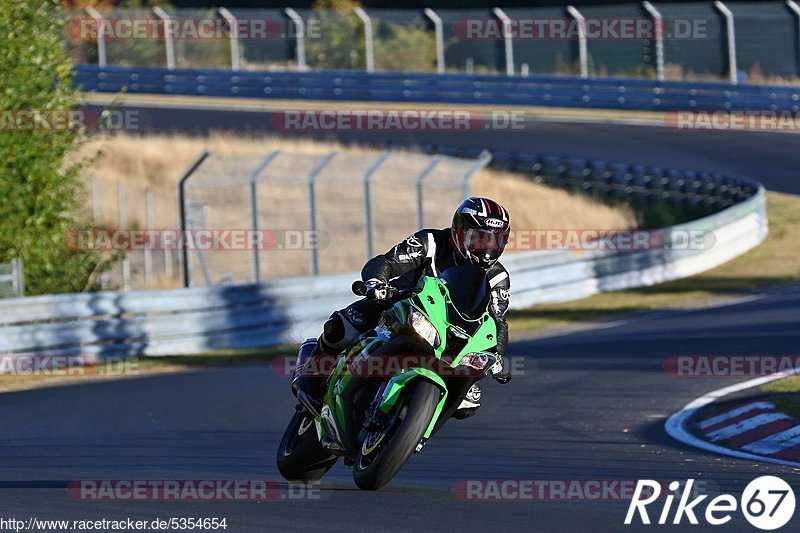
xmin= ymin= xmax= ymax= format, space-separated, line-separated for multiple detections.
xmin=319 ymin=228 xmax=510 ymax=356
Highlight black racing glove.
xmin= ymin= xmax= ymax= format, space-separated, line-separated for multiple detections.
xmin=491 ymin=357 xmax=512 ymax=384
xmin=364 ymin=278 xmax=393 ymax=301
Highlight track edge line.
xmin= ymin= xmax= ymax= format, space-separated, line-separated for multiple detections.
xmin=664 ymin=368 xmax=800 ymax=468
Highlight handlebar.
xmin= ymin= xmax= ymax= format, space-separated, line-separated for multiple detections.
xmin=351 ymin=280 xmax=419 ymax=301
xmin=353 ymin=278 xmax=509 ymax=384
xmin=351 ymin=280 xmax=367 ymax=296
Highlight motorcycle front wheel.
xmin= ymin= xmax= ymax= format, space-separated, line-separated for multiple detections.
xmin=352 ymin=380 xmax=440 ymax=490
xmin=276 ymin=408 xmax=338 ymax=483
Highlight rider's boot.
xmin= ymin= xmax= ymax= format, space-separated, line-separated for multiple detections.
xmin=291 ymin=338 xmax=326 ymax=409
xmin=453 ymin=383 xmax=481 ymax=420
xmin=292 ymin=312 xmax=360 ymax=405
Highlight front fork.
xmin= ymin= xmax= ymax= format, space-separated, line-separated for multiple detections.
xmin=372 ymin=368 xmax=448 ymax=445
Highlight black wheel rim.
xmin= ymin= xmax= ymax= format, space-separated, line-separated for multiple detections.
xmin=282 ymin=413 xmax=312 ymax=457
xmin=355 ymin=403 xmax=408 ymax=471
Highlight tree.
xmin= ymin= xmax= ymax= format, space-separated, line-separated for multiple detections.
xmin=0 ymin=0 xmax=105 ymax=295
xmin=306 ymin=0 xmax=366 ymax=70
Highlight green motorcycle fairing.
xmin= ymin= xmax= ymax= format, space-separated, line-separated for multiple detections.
xmin=316 ymin=273 xmax=499 ymax=451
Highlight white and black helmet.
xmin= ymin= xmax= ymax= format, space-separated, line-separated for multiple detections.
xmin=450 ymin=197 xmax=510 ymax=269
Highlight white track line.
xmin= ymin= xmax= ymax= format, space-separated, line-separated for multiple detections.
xmin=664 ymin=368 xmax=800 ymax=468
xmin=706 ymin=413 xmax=790 ymax=442
xmin=698 ymin=401 xmax=775 ymax=430
xmin=742 ymin=426 xmax=800 ymax=455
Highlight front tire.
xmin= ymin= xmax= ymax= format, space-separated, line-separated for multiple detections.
xmin=353 ymin=381 xmax=440 ymax=490
xmin=276 ymin=408 xmax=338 ymax=483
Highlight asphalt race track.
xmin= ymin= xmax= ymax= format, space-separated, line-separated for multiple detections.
xmin=95 ymin=102 xmax=800 ymax=194
xmin=5 ymin=103 xmax=794 ymax=530
xmin=1 ymin=286 xmax=799 ymax=531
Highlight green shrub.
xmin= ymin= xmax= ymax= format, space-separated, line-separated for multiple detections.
xmin=0 ymin=0 xmax=107 ymax=295
xmin=374 ymin=23 xmax=437 ymax=73
xmin=306 ymin=0 xmax=365 ymax=70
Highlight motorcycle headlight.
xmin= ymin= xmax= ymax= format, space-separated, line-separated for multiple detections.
xmin=410 ymin=310 xmax=440 ymax=348
xmin=460 ymin=352 xmax=493 ymax=372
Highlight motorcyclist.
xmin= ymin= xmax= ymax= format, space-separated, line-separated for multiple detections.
xmin=293 ymin=197 xmax=512 ymax=419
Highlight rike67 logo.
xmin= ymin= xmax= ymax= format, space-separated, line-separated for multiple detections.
xmin=625 ymin=477 xmax=795 ymax=530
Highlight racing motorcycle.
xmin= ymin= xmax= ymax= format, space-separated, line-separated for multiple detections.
xmin=276 ymin=264 xmax=510 ymax=490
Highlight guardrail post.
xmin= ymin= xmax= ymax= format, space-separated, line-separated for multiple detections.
xmin=415 ymin=156 xmax=442 ymax=229
xmin=642 ymin=1 xmax=664 ymax=81
xmin=248 ymin=150 xmax=280 ymax=284
xmin=177 ymin=150 xmax=210 ymax=288
xmin=567 ymin=6 xmax=588 ymax=78
xmin=493 ymin=7 xmax=515 ymax=76
xmin=198 ymin=205 xmax=214 ymax=286
xmin=424 ymin=8 xmax=445 ymax=74
xmin=164 ymin=241 xmax=173 ymax=280
xmin=354 ymin=7 xmax=375 ymax=73
xmin=153 ymin=6 xmax=176 ymax=70
xmin=118 ymin=182 xmax=130 ymax=291
xmin=787 ymin=1 xmax=800 ymax=77
xmin=12 ymin=257 xmax=24 ymax=298
xmin=144 ymin=189 xmax=154 ymax=287
xmin=285 ymin=8 xmax=307 ymax=71
xmin=219 ymin=7 xmax=241 ymax=71
xmin=714 ymin=1 xmax=738 ymax=84
xmin=307 ymin=152 xmax=337 ymax=276
xmin=86 ymin=7 xmax=107 ymax=67
xmin=362 ymin=151 xmax=390 ymax=259
xmin=462 ymin=151 xmax=493 ymax=198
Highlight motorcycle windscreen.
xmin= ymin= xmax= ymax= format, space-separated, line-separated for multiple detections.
xmin=439 ymin=264 xmax=491 ymax=320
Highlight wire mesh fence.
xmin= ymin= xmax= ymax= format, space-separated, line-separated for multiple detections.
xmin=87 ymin=177 xmax=179 ymax=291
xmin=179 ymin=150 xmax=490 ymax=288
xmin=66 ymin=3 xmax=800 ymax=81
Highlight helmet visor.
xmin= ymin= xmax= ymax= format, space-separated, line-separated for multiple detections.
xmin=458 ymin=227 xmax=509 ymax=257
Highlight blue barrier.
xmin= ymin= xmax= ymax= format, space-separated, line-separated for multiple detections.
xmin=74 ymin=64 xmax=800 ymax=112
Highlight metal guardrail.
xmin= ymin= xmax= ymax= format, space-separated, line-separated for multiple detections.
xmin=0 ymin=155 xmax=767 ymax=361
xmin=74 ymin=65 xmax=800 ymax=113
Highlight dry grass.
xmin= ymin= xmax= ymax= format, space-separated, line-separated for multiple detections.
xmin=74 ymin=133 xmax=351 ymax=196
xmin=75 ymin=133 xmax=636 ymax=287
xmin=473 ymin=170 xmax=636 ymax=231
xmin=77 ymin=132 xmax=635 ymax=229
